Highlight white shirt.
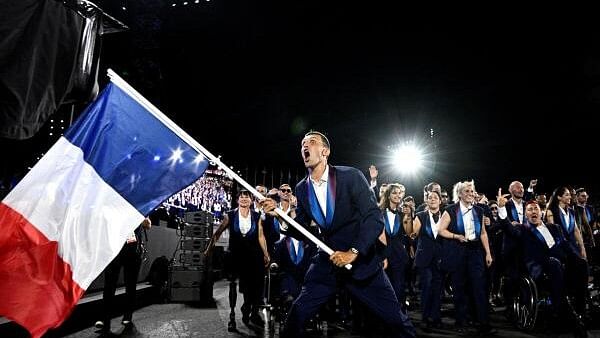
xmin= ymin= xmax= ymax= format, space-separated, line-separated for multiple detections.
xmin=429 ymin=211 xmax=440 ymax=238
xmin=291 ymin=237 xmax=300 ymax=256
xmin=536 ymin=222 xmax=556 ymax=249
xmin=275 ymin=202 xmax=291 ymax=240
xmin=386 ymin=209 xmax=397 ymax=234
xmin=511 ymin=198 xmax=524 ymax=223
xmin=238 ymin=210 xmax=252 ymax=235
xmin=498 ymin=206 xmax=555 ymax=248
xmin=559 ymin=207 xmax=570 ymax=226
xmin=310 ymin=165 xmax=329 ymax=217
xmin=280 ymin=202 xmax=291 ymax=214
xmin=460 ymin=202 xmax=476 ymax=240
xmin=497 ymin=205 xmax=509 ymax=220
xmin=253 ymin=202 xmax=267 ymax=221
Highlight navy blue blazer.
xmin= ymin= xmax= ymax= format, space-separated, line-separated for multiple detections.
xmin=272 ymin=236 xmax=316 ymax=282
xmin=499 ymin=218 xmax=575 ymax=280
xmin=440 ymin=203 xmax=486 ymax=272
xmin=505 ymin=200 xmax=525 ymax=224
xmin=382 ymin=209 xmax=409 ymax=268
xmin=288 ymin=165 xmax=385 ymax=280
xmin=549 ymin=205 xmax=580 ymax=256
xmin=502 ymin=199 xmax=525 ymax=256
xmin=262 ymin=214 xmax=280 ymax=255
xmin=226 ymin=209 xmax=264 ymax=274
xmin=414 ymin=211 xmax=443 ymax=268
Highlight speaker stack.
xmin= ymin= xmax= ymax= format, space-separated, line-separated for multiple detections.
xmin=168 ymin=210 xmax=214 ymax=303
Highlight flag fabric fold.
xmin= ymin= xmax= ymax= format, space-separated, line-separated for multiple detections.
xmin=0 ymin=82 xmax=208 ymax=338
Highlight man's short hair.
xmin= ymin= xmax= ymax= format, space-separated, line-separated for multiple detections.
xmin=305 ymin=130 xmax=330 ymax=149
xmin=525 ymin=200 xmax=539 ymax=207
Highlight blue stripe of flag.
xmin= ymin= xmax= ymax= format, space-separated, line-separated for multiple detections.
xmin=65 ymin=83 xmax=208 ymax=216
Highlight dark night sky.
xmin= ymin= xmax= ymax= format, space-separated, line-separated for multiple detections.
xmin=4 ymin=3 xmax=600 ymax=200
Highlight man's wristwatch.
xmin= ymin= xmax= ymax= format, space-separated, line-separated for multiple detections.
xmin=350 ymin=247 xmax=359 ymax=255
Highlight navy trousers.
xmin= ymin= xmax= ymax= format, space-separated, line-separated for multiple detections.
xmin=386 ymin=262 xmax=406 ymax=307
xmin=283 ymin=260 xmax=415 ymax=338
xmin=419 ymin=263 xmax=443 ymax=323
xmin=450 ymin=245 xmax=488 ymax=326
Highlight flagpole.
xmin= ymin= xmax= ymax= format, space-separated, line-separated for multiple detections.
xmin=107 ymin=69 xmax=351 ymax=270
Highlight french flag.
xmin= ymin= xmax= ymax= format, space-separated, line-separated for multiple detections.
xmin=0 ymin=76 xmax=208 ymax=338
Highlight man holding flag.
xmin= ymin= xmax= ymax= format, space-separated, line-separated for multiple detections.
xmin=0 ymin=72 xmax=209 ymax=338
xmin=263 ymin=131 xmax=415 ymax=338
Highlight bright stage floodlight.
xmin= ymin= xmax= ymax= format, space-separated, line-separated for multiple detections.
xmin=392 ymin=144 xmax=423 ymax=175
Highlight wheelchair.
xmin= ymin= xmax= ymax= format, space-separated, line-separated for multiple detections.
xmin=499 ymin=256 xmax=553 ymax=332
xmin=256 ymin=263 xmax=283 ymax=335
xmin=260 ymin=263 xmax=328 ymax=336
xmin=510 ymin=271 xmax=593 ymax=332
xmin=586 ymin=263 xmax=600 ymax=324
xmin=510 ymin=274 xmax=544 ymax=331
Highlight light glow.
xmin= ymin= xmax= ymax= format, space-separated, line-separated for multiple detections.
xmin=169 ymin=147 xmax=184 ymax=165
xmin=392 ymin=144 xmax=423 ymax=175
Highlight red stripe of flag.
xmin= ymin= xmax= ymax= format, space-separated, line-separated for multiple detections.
xmin=0 ymin=202 xmax=84 ymax=338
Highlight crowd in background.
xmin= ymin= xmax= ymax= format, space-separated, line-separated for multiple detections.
xmin=194 ymin=164 xmax=600 ymax=337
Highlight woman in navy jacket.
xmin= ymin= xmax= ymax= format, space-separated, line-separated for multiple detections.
xmin=378 ymin=183 xmax=410 ymax=309
xmin=411 ymin=190 xmax=444 ymax=330
xmin=437 ymin=180 xmax=493 ymax=334
xmin=545 ymin=186 xmax=587 ymax=260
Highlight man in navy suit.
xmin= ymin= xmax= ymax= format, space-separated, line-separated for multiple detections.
xmin=497 ymin=194 xmax=588 ymax=337
xmin=263 ymin=131 xmax=415 ymax=338
xmin=501 ymin=180 xmax=530 ymax=313
xmin=271 ymin=236 xmax=316 ymax=311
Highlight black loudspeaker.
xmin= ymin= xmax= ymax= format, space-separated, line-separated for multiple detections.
xmin=181 ymin=238 xmax=210 ymax=251
xmin=168 ymin=267 xmax=211 ymax=303
xmin=179 ymin=252 xmax=208 ymax=266
xmin=182 ymin=223 xmax=212 ymax=238
xmin=184 ymin=211 xmax=214 ymax=225
xmin=170 ymin=211 xmax=216 ymax=304
xmin=169 ymin=268 xmax=204 ymax=288
xmin=169 ymin=287 xmax=201 ymax=302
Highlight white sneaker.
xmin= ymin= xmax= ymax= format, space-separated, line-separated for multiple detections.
xmin=94 ymin=321 xmax=104 ymax=329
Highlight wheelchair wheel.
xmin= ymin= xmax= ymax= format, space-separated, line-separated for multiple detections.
xmin=512 ymin=275 xmax=539 ymax=331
